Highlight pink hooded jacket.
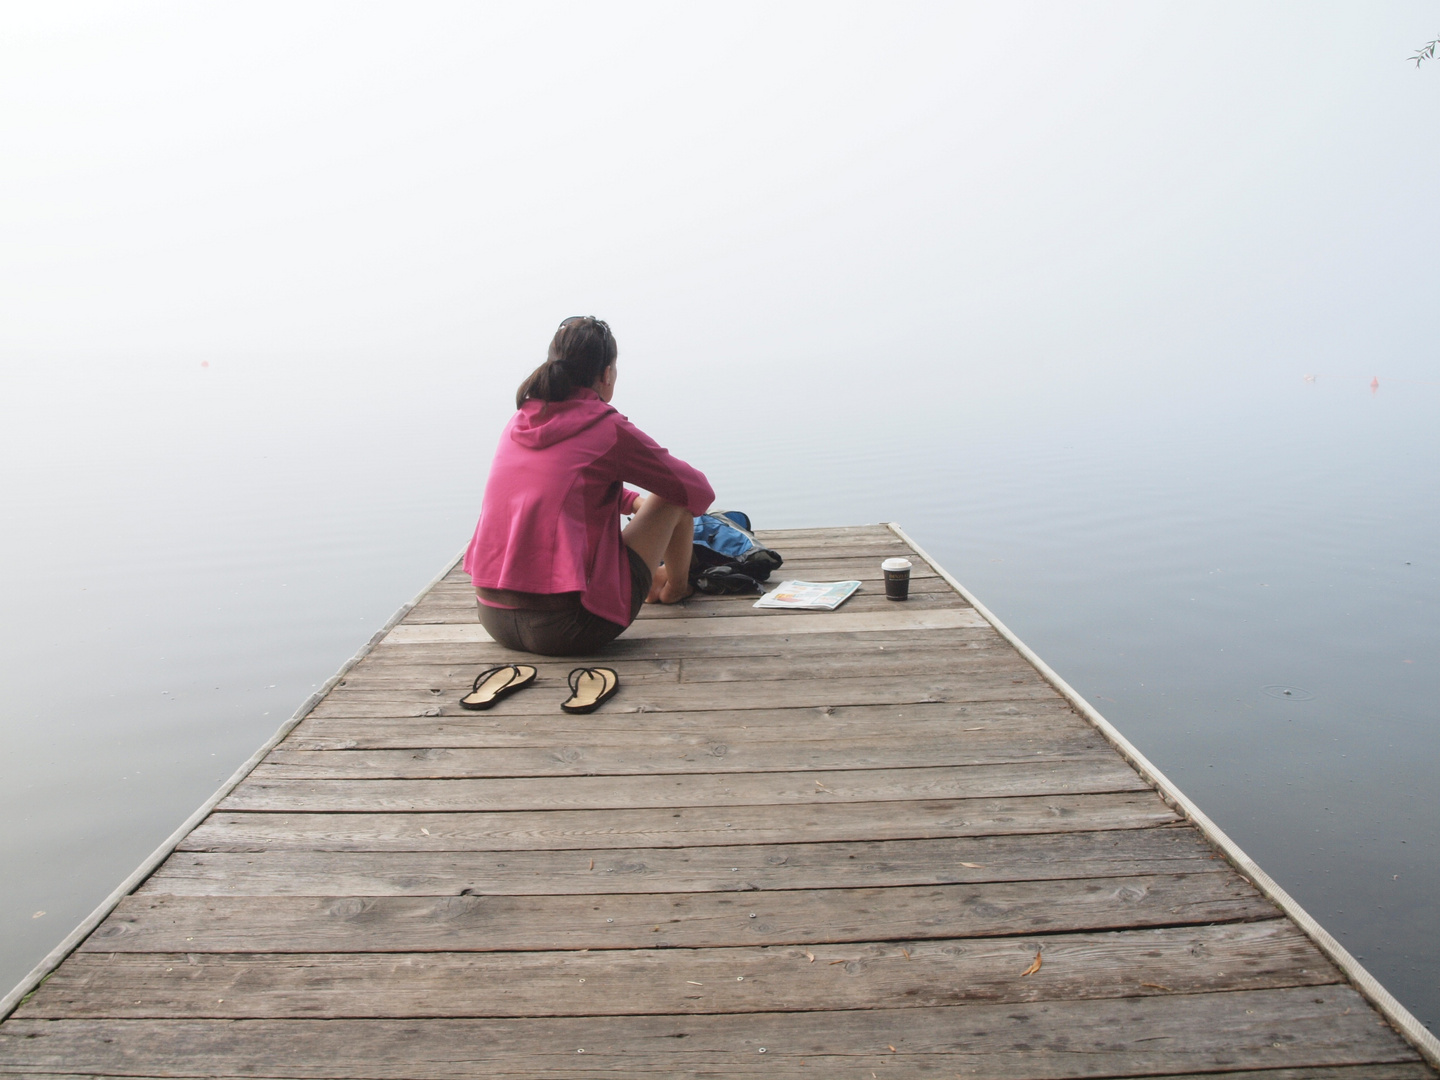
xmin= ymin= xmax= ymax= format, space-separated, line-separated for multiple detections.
xmin=463 ymin=389 xmax=714 ymax=627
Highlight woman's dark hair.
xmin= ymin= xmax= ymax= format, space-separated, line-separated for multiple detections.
xmin=516 ymin=316 xmax=617 ymax=408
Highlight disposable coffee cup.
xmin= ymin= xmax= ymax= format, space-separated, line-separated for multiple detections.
xmin=881 ymin=557 xmax=912 ymax=600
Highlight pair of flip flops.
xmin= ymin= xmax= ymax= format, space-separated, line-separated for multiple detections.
xmin=458 ymin=664 xmax=620 ymax=714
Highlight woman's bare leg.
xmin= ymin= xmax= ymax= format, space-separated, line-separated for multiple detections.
xmin=622 ymin=495 xmax=694 ymax=604
xmin=649 ymin=507 xmax=696 ymax=603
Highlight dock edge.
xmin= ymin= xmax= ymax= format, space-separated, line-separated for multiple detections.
xmin=0 ymin=548 xmax=468 ymax=1021
xmin=887 ymin=520 xmax=1439 ymax=1067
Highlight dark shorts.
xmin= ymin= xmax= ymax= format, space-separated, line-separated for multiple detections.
xmin=475 ymin=546 xmax=652 ymax=656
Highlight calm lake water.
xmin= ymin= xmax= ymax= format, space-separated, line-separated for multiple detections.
xmin=2 ymin=356 xmax=1436 ymax=1028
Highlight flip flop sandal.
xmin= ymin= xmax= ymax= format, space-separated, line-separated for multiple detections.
xmin=459 ymin=664 xmax=537 ymax=710
xmin=561 ymin=667 xmax=620 ymax=714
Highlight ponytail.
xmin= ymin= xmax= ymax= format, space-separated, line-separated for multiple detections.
xmin=516 ymin=316 xmax=616 ymax=409
xmin=515 ymin=357 xmax=573 ymax=409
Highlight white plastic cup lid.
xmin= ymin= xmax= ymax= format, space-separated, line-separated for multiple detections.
xmin=881 ymin=558 xmax=912 ymax=571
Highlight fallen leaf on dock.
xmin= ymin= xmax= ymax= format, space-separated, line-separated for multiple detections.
xmin=687 ymin=981 xmax=703 ymax=986
xmin=420 ymin=828 xmax=429 ymax=835
xmin=803 ymin=950 xmax=815 ymax=963
xmin=959 ymin=862 xmax=984 ymax=868
xmin=888 ymin=1045 xmax=897 ymax=1052
xmin=588 ymin=859 xmax=594 ymax=870
xmin=1140 ymin=982 xmax=1174 ymax=992
xmin=829 ymin=959 xmax=848 ymax=966
xmin=1020 ymin=949 xmax=1042 ymax=976
xmin=900 ymin=948 xmax=911 ymax=960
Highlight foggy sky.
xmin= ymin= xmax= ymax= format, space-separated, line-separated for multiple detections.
xmin=4 ymin=2 xmax=1437 ymax=396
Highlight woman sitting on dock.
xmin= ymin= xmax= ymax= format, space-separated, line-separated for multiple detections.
xmin=462 ymin=316 xmax=714 ymax=655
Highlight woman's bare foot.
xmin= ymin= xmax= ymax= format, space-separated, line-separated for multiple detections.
xmin=646 ymin=564 xmax=693 ymax=604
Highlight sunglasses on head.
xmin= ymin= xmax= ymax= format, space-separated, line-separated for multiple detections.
xmin=560 ymin=315 xmax=610 ymax=334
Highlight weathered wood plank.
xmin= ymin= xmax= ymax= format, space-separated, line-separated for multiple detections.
xmin=753 ymin=532 xmax=914 ymax=553
xmin=340 ymin=657 xmax=683 ymax=687
xmin=24 ymin=920 xmax=1338 ymax=1019
xmin=356 ymin=624 xmax=1011 ymax=666
xmin=677 ymin=647 xmax=1034 ymax=683
xmin=754 ymin=524 xmax=895 ymax=538
xmin=2 ymin=987 xmax=1421 ymax=1079
xmin=278 ymin=719 xmax=1092 ymax=758
xmin=11 ymin=1072 xmax=1433 ymax=1080
xmin=255 ymin=737 xmax=1113 ymax=779
xmin=218 ymin=760 xmax=1152 ymax=812
xmin=4 ymin=1065 xmax=1431 ymax=1080
xmin=321 ymin=658 xmax=1046 ymax=695
xmin=754 ymin=533 xmax=906 ymax=549
xmin=220 ymin=760 xmax=1149 ymax=813
xmin=277 ymin=717 xmax=1099 ymax=764
xmin=141 ymin=828 xmax=1224 ymax=897
xmin=307 ymin=670 xmax=1061 ymax=719
xmin=85 ymin=872 xmax=1274 ymax=954
xmin=334 ymin=644 xmax=1033 ymax=692
xmin=180 ymin=792 xmax=1181 ymax=852
xmin=383 ymin=605 xmax=988 ymax=644
xmin=282 ymin=699 xmax=1088 ymax=750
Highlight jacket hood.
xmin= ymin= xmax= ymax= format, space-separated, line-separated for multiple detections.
xmin=510 ymin=389 xmax=615 ymax=449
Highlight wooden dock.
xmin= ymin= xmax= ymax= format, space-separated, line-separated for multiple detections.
xmin=3 ymin=524 xmax=1436 ymax=1078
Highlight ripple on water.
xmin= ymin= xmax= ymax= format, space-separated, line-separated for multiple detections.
xmin=1261 ymin=684 xmax=1317 ymax=702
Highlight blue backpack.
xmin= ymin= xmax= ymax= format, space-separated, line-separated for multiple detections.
xmin=688 ymin=511 xmax=784 ymax=594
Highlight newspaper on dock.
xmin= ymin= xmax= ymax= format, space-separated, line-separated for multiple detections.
xmin=753 ymin=580 xmax=861 ymax=610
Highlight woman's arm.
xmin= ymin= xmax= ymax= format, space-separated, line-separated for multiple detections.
xmin=609 ymin=419 xmax=714 ymax=516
